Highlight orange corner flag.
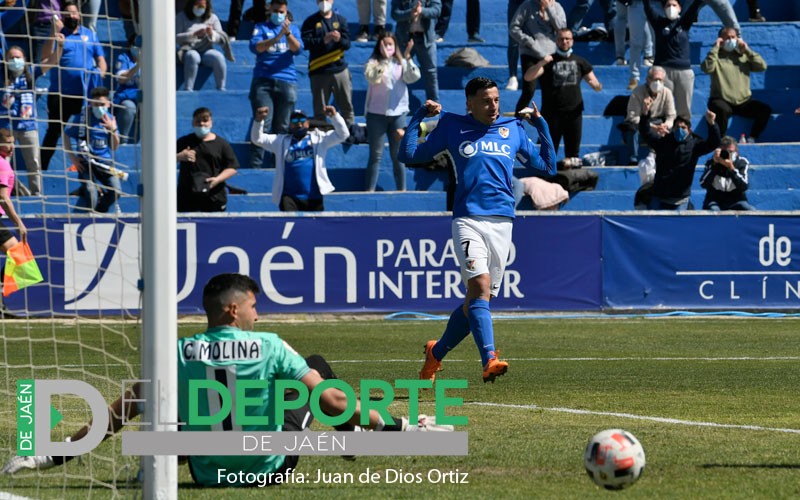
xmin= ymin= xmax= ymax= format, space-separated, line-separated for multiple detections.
xmin=4 ymin=241 xmax=43 ymax=297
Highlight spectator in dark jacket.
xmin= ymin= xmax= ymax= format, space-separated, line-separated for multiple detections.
xmin=699 ymin=135 xmax=755 ymax=211
xmin=301 ymin=0 xmax=355 ymax=126
xmin=643 ymin=0 xmax=703 ymax=122
xmin=641 ymin=108 xmax=720 ymax=210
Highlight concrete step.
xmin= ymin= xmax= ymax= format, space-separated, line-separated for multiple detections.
xmin=561 ymin=188 xmax=800 ymax=211
xmin=205 ymin=191 xmax=448 ymax=213
xmin=15 ymin=194 xmax=139 ymax=214
xmin=222 ymin=21 xmax=800 ymax=65
xmin=325 ymin=191 xmax=447 ymax=212
xmin=212 ymin=1 xmax=800 ymax=39
xmin=225 ymin=140 xmax=800 ymax=174
xmin=22 ymin=157 xmax=797 ymax=198
xmin=181 ymin=87 xmax=797 ymax=145
xmin=579 ymin=165 xmax=800 ymax=191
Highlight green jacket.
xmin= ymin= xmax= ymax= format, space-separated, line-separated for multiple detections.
xmin=701 ymin=43 xmax=767 ymax=106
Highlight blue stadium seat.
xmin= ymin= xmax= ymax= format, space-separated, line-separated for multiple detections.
xmin=8 ymin=0 xmax=800 ymax=213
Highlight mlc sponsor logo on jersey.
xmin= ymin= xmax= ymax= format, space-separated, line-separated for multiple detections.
xmin=458 ymin=140 xmax=512 ymax=159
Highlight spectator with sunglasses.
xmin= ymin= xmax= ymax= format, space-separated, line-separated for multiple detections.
xmin=250 ymin=105 xmax=349 ymax=211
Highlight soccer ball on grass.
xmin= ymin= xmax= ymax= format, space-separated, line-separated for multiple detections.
xmin=584 ymin=429 xmax=645 ymax=490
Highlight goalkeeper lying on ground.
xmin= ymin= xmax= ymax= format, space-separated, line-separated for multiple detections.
xmin=2 ymin=273 xmax=452 ymax=486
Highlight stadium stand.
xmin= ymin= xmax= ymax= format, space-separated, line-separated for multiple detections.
xmin=6 ymin=0 xmax=800 ymax=212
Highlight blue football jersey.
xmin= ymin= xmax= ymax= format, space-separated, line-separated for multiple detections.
xmin=400 ymin=108 xmax=556 ymax=218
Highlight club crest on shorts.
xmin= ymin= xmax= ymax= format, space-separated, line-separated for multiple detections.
xmin=465 ymin=259 xmax=476 ymax=270
xmin=498 ymin=127 xmax=509 ymax=138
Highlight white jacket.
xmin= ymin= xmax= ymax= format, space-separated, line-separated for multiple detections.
xmin=250 ymin=113 xmax=350 ymax=204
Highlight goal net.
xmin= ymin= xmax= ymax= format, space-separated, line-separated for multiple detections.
xmin=1 ymin=1 xmax=145 ymax=497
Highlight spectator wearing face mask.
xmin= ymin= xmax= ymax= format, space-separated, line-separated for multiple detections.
xmin=701 ymin=26 xmax=770 ymax=143
xmin=176 ymin=107 xmax=239 ymax=212
xmin=622 ymin=65 xmax=676 ymax=165
xmin=176 ymin=0 xmax=231 ymax=91
xmin=248 ymin=0 xmax=303 ymax=168
xmin=64 ymin=86 xmax=122 ymax=213
xmin=250 ymin=106 xmax=349 ymax=211
xmin=524 ymin=27 xmax=602 ymax=167
xmin=300 ymin=0 xmax=355 ymax=127
xmin=699 ymin=136 xmax=755 ymax=211
xmin=0 ymin=45 xmax=56 ymax=195
xmin=640 ymin=108 xmax=720 ymax=211
xmin=363 ymin=32 xmax=417 ymax=192
xmin=40 ymin=1 xmax=107 ymax=171
xmin=643 ymin=0 xmax=703 ymax=122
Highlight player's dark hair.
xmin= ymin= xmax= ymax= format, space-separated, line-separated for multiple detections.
xmin=271 ymin=0 xmax=288 ymax=7
xmin=203 ymin=274 xmax=260 ymax=314
xmin=193 ymin=107 xmax=212 ymax=119
xmin=90 ymin=86 xmax=110 ymax=99
xmin=718 ymin=26 xmax=737 ymax=38
xmin=465 ymin=77 xmax=497 ymax=98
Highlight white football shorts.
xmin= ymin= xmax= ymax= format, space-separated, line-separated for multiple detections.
xmin=452 ymin=215 xmax=513 ymax=297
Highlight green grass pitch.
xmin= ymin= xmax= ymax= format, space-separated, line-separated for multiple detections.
xmin=1 ymin=318 xmax=799 ymax=499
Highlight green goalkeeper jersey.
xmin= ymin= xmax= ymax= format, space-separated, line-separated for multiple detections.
xmin=177 ymin=326 xmax=311 ymax=485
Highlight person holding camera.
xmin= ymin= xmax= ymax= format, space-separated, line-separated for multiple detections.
xmin=699 ymin=135 xmax=755 ymax=211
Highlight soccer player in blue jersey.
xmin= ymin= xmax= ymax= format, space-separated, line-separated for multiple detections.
xmin=399 ymin=76 xmax=557 ymax=383
xmin=2 ymin=273 xmax=451 ymax=484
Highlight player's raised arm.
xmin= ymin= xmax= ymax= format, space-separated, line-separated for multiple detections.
xmin=398 ymin=100 xmax=444 ymax=165
xmin=517 ymin=102 xmax=557 ymax=176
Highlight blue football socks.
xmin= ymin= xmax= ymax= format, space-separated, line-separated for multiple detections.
xmin=467 ymin=298 xmax=495 ymax=367
xmin=431 ymin=304 xmax=471 ymax=360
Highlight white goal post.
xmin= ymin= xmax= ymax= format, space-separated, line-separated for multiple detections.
xmin=140 ymin=0 xmax=178 ymax=498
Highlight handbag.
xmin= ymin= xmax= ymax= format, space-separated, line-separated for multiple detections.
xmin=402 ymin=58 xmax=421 ymax=84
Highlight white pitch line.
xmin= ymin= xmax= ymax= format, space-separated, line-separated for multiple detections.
xmin=327 ymin=356 xmax=800 ymax=363
xmin=0 ymin=491 xmax=35 ymax=500
xmin=4 ymin=356 xmax=796 ymax=371
xmin=468 ymin=402 xmax=800 ymax=435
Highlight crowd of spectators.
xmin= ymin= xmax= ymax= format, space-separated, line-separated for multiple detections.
xmin=0 ymin=0 xmax=786 ymax=214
